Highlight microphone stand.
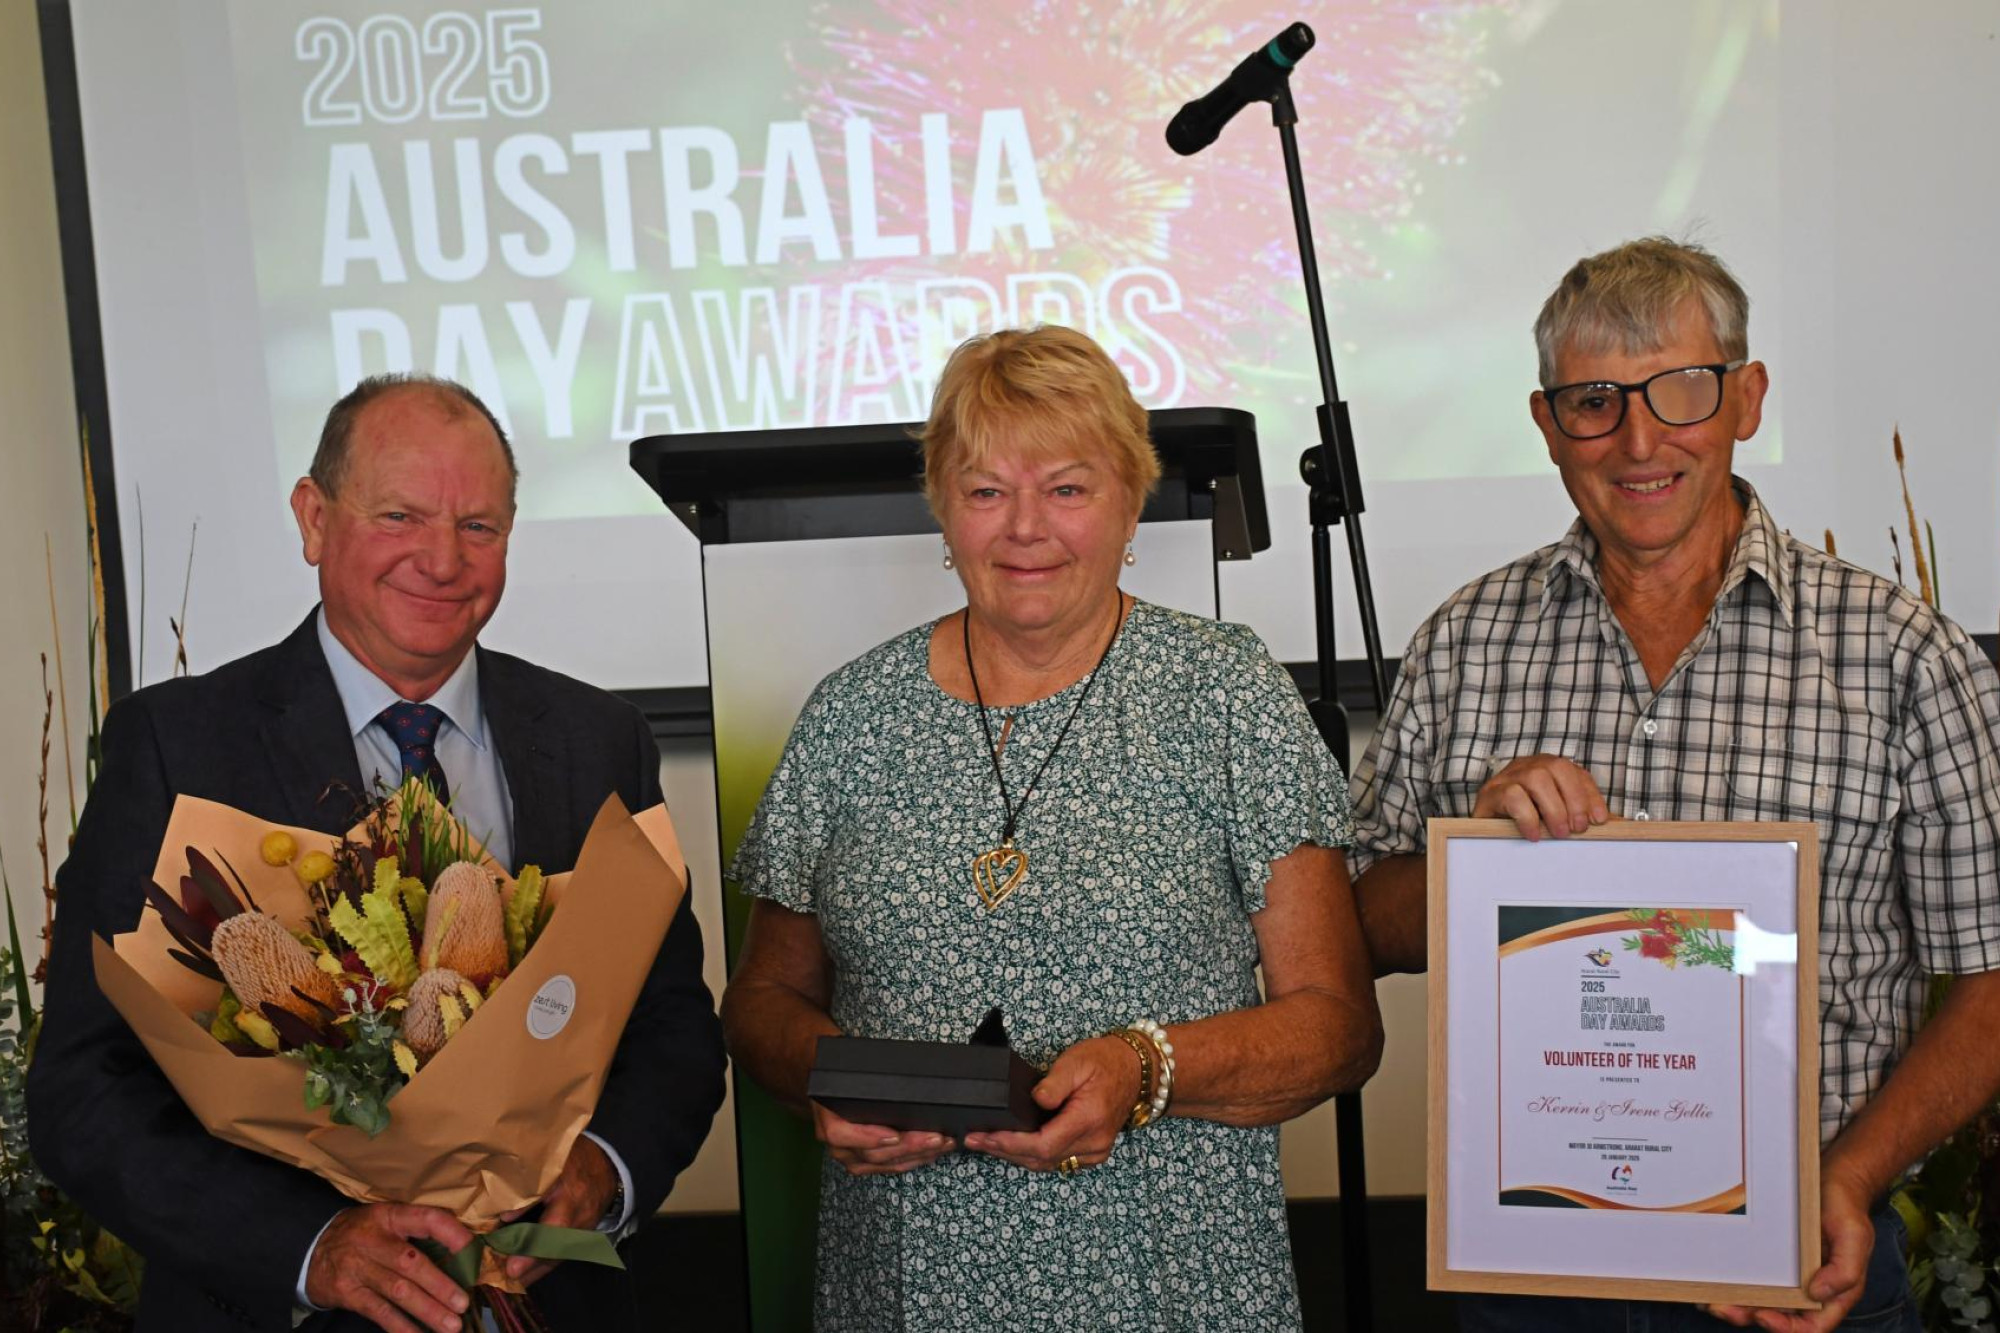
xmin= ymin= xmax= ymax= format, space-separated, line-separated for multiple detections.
xmin=1270 ymin=79 xmax=1393 ymax=1331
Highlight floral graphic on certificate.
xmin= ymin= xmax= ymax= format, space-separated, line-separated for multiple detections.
xmin=1495 ymin=906 xmax=1747 ymax=1213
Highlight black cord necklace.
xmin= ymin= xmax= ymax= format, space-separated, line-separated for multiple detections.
xmin=965 ymin=591 xmax=1128 ymax=910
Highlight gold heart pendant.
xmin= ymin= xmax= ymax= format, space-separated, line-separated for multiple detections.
xmin=973 ymin=844 xmax=1029 ymax=910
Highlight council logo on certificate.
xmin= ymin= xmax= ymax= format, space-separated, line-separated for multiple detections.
xmin=1496 ymin=906 xmax=1745 ymax=1214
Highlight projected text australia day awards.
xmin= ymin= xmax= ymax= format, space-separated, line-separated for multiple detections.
xmin=304 ymin=9 xmax=1192 ymax=445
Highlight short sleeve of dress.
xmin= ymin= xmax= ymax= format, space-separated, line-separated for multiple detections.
xmin=727 ymin=677 xmax=845 ymax=915
xmin=1219 ymin=624 xmax=1355 ymax=915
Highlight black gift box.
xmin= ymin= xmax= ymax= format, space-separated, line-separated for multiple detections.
xmin=807 ymin=1018 xmax=1049 ymax=1137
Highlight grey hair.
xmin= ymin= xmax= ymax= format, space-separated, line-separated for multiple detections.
xmin=309 ymin=373 xmax=516 ymax=502
xmin=1533 ymin=236 xmax=1750 ymax=388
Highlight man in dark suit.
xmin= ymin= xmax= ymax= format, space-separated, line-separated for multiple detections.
xmin=28 ymin=375 xmax=727 ymax=1332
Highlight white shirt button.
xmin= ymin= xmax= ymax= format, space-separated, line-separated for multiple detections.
xmin=1634 ymin=810 xmax=1651 ymax=821
xmin=1642 ymin=718 xmax=1658 ymax=737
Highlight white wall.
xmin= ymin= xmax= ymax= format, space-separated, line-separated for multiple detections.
xmin=0 ymin=4 xmax=88 ymax=986
xmin=1758 ymin=2 xmax=2000 ymax=634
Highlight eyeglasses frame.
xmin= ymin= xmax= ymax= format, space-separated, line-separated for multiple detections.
xmin=1541 ymin=359 xmax=1750 ymax=440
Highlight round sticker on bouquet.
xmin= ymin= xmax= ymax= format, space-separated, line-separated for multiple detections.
xmin=527 ymin=975 xmax=577 ymax=1040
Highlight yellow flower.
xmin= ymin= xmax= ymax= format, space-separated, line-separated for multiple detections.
xmin=438 ymin=992 xmax=466 ymax=1041
xmin=295 ymin=851 xmax=335 ymax=886
xmin=235 ymin=1009 xmax=281 ymax=1051
xmin=260 ymin=831 xmax=298 ymax=867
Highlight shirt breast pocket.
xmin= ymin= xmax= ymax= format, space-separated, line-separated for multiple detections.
xmin=1724 ymin=719 xmax=1895 ymax=830
xmin=1427 ymin=731 xmax=1504 ymax=817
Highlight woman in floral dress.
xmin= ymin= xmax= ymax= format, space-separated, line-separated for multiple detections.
xmin=722 ymin=325 xmax=1383 ymax=1331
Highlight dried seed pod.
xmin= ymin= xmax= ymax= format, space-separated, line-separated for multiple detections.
xmin=210 ymin=913 xmax=338 ymax=1023
xmin=422 ymin=861 xmax=508 ymax=984
xmin=403 ymin=967 xmax=473 ymax=1061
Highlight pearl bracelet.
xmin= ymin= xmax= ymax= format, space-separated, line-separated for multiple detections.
xmin=1127 ymin=1018 xmax=1175 ymax=1122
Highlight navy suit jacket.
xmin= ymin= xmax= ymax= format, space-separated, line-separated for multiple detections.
xmin=27 ymin=612 xmax=726 ymax=1330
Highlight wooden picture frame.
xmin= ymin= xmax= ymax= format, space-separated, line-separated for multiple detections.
xmin=1427 ymin=819 xmax=1821 ymax=1308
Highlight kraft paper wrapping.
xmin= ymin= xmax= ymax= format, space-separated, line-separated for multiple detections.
xmin=92 ymin=792 xmax=686 ymax=1230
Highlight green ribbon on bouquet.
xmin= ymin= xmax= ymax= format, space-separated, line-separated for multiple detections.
xmin=429 ymin=1222 xmax=627 ymax=1290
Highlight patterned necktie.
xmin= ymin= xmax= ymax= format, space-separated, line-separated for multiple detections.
xmin=376 ymin=701 xmax=451 ymax=804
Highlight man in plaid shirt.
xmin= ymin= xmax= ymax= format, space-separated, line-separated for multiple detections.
xmin=1349 ymin=237 xmax=2000 ymax=1332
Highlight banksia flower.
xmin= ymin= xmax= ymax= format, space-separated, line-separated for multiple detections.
xmin=210 ymin=913 xmax=338 ymax=1023
xmin=422 ymin=861 xmax=508 ymax=984
xmin=403 ymin=967 xmax=473 ymax=1061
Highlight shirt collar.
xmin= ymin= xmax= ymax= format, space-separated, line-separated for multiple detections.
xmin=1540 ymin=476 xmax=1795 ymax=625
xmin=315 ymin=609 xmax=491 ymax=750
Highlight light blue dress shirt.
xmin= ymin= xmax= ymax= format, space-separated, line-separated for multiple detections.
xmin=316 ymin=611 xmax=515 ymax=873
xmin=295 ymin=612 xmax=636 ymax=1314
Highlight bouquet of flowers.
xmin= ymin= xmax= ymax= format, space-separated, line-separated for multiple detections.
xmin=149 ymin=780 xmax=555 ymax=1136
xmin=91 ymin=781 xmax=688 ymax=1329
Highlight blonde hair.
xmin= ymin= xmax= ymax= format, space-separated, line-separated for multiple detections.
xmin=1534 ymin=236 xmax=1749 ymax=387
xmin=920 ymin=326 xmax=1161 ymax=517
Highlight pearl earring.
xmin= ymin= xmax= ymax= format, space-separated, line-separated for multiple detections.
xmin=942 ymin=540 xmax=955 ymax=571
xmin=1123 ymin=541 xmax=1137 ymax=567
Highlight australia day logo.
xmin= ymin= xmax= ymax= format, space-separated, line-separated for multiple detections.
xmin=1610 ymin=1163 xmax=1634 ymax=1184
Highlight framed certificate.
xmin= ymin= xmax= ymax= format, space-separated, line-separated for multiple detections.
xmin=1427 ymin=820 xmax=1820 ymax=1307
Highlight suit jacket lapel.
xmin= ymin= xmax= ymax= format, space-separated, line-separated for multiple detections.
xmin=256 ymin=611 xmax=366 ymax=834
xmin=480 ymin=647 xmax=566 ymax=870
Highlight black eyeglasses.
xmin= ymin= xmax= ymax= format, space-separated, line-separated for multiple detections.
xmin=1543 ymin=361 xmax=1747 ymax=440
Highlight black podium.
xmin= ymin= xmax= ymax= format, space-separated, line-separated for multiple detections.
xmin=633 ymin=405 xmax=1268 ymax=554
xmin=629 ymin=407 xmax=1269 ymax=1333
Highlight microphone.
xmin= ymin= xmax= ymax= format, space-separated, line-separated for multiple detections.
xmin=1164 ymin=23 xmax=1316 ymax=157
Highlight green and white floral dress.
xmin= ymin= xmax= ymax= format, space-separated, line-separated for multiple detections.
xmin=731 ymin=600 xmax=1355 ymax=1332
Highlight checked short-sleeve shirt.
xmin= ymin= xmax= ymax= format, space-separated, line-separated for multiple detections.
xmin=1348 ymin=478 xmax=2000 ymax=1142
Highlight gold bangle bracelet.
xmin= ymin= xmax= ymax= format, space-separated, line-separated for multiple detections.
xmin=1106 ymin=1028 xmax=1157 ymax=1129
